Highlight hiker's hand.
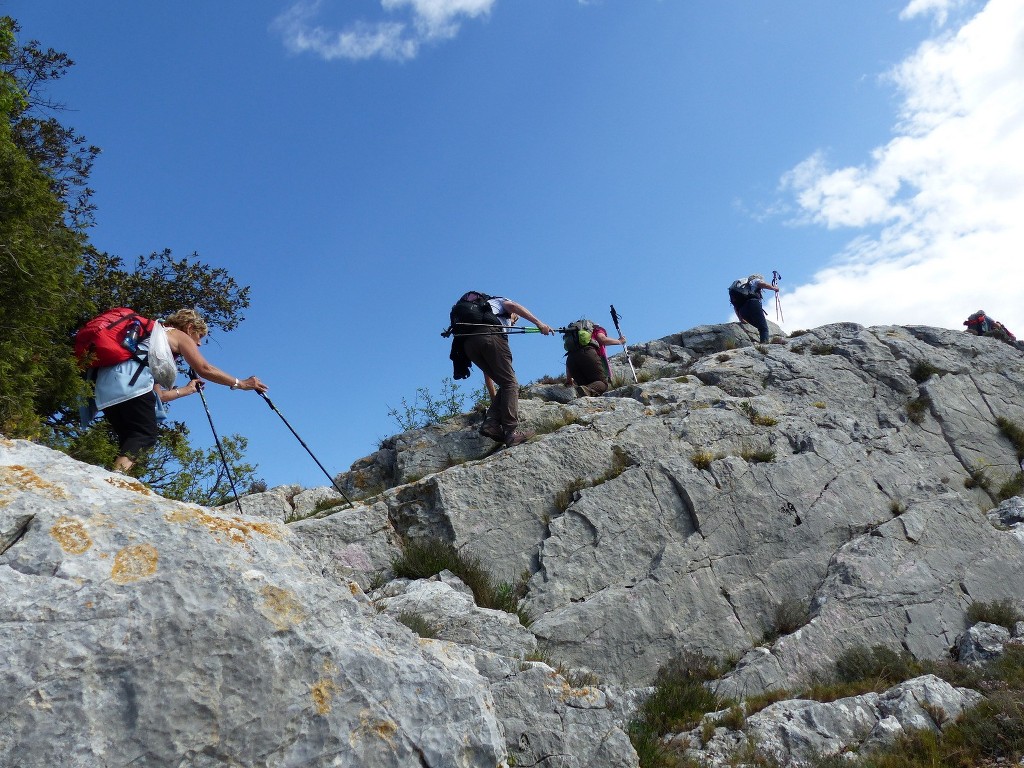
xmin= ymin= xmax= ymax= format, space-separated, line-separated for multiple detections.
xmin=238 ymin=376 xmax=268 ymax=394
xmin=619 ymin=335 xmax=627 ymax=345
xmin=537 ymin=323 xmax=553 ymax=336
xmin=182 ymin=379 xmax=203 ymax=395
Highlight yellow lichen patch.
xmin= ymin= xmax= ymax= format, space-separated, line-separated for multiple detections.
xmin=1 ymin=465 xmax=70 ymax=499
xmin=351 ymin=710 xmax=398 ymax=749
xmin=50 ymin=516 xmax=92 ymax=555
xmin=258 ymin=585 xmax=306 ymax=630
xmin=311 ymin=678 xmax=337 ymax=715
xmin=111 ymin=543 xmax=159 ymax=584
xmin=103 ymin=475 xmax=153 ymax=495
xmin=165 ymin=506 xmax=284 ymax=544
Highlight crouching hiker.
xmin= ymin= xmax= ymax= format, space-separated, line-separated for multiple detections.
xmin=562 ymin=318 xmax=625 ymax=397
xmin=89 ymin=308 xmax=268 ymax=473
xmin=445 ymin=291 xmax=552 ymax=448
xmin=728 ymin=273 xmax=779 ymax=343
xmin=964 ymin=310 xmax=1019 ymax=348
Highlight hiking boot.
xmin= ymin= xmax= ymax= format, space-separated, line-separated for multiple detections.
xmin=574 ymin=385 xmax=593 ymax=398
xmin=478 ymin=422 xmax=503 ymax=441
xmin=503 ymin=429 xmax=534 ymax=448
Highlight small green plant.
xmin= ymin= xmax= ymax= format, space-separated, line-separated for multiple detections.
xmin=628 ymin=651 xmax=728 ymax=766
xmin=809 ymin=343 xmax=836 ymax=355
xmin=691 ymin=450 xmax=715 ymax=470
xmin=756 ymin=344 xmax=770 ymax=355
xmin=631 ymin=353 xmax=647 ymax=368
xmin=386 ymin=377 xmax=466 ymax=431
xmin=717 ymin=354 xmax=731 ymax=363
xmin=996 ymin=416 xmax=1024 ymax=461
xmin=636 ymin=370 xmax=655 ymax=383
xmin=906 ymin=395 xmax=931 ymax=424
xmin=739 ymin=401 xmax=778 ymax=427
xmin=397 ymin=612 xmax=439 ymax=638
xmin=964 ymin=461 xmax=992 ymax=491
xmin=533 ymin=411 xmax=585 ymax=436
xmin=719 ymin=704 xmax=746 ymax=731
xmin=909 ymin=360 xmax=942 ymax=383
xmin=741 ymin=445 xmax=776 ymax=464
xmin=889 ymin=499 xmax=906 ymax=516
xmin=834 ymin=644 xmax=921 ymax=690
xmin=553 ymin=449 xmax=633 ymax=511
xmin=997 ymin=472 xmax=1024 ymax=501
xmin=966 ymin=598 xmax=1024 ymax=630
xmin=789 ymin=329 xmax=810 ymax=337
xmin=392 ymin=538 xmax=531 ymax=624
xmin=812 ymin=401 xmax=827 ymax=409
xmin=763 ymin=597 xmax=810 ymax=643
xmin=675 ymin=375 xmax=690 ymax=383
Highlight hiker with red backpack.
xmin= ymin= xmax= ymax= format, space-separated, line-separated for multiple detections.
xmin=963 ymin=310 xmax=1019 ymax=348
xmin=78 ymin=308 xmax=267 ymax=473
xmin=444 ymin=292 xmax=553 ymax=448
xmin=563 ymin=318 xmax=626 ymax=397
xmin=728 ymin=273 xmax=779 ymax=343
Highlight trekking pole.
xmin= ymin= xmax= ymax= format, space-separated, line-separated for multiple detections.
xmin=188 ymin=370 xmax=242 ymax=514
xmin=441 ymin=324 xmax=569 ymax=337
xmin=771 ymin=270 xmax=784 ymax=323
xmin=256 ymin=391 xmax=354 ymax=508
xmin=609 ymin=305 xmax=639 ymax=384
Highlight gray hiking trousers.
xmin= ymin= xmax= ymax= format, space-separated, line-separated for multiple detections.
xmin=462 ymin=332 xmax=519 ymax=432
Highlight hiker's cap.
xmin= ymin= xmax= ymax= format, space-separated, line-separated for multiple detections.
xmin=747 ymin=274 xmax=764 ymax=283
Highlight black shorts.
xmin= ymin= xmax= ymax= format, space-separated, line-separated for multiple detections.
xmin=103 ymin=390 xmax=159 ymax=458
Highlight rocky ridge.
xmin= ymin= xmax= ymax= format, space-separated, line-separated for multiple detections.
xmin=3 ymin=321 xmax=1024 ymax=766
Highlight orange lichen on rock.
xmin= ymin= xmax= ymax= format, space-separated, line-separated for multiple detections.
xmin=104 ymin=475 xmax=153 ymax=495
xmin=111 ymin=543 xmax=159 ymax=584
xmin=50 ymin=516 xmax=92 ymax=554
xmin=311 ymin=678 xmax=337 ymax=715
xmin=1 ymin=465 xmax=70 ymax=500
xmin=259 ymin=585 xmax=307 ymax=630
xmin=164 ymin=506 xmax=284 ymax=544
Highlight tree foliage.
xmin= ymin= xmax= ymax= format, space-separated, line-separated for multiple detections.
xmin=0 ymin=16 xmax=91 ymax=436
xmin=1 ymin=16 xmax=265 ymax=502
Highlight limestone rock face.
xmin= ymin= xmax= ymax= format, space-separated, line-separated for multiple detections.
xmin=303 ymin=323 xmax=1024 ymax=693
xmin=0 ymin=439 xmax=510 ymax=768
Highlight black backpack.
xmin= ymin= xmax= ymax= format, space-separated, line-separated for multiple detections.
xmin=448 ymin=291 xmax=501 ymax=336
xmin=728 ymin=279 xmax=759 ymax=308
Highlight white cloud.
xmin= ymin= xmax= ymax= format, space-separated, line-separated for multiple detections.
xmin=778 ymin=0 xmax=1024 ymax=338
xmin=272 ymin=0 xmax=495 ymax=62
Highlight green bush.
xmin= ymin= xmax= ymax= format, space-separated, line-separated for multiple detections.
xmin=906 ymin=395 xmax=931 ymax=424
xmin=909 ymin=361 xmax=943 ymax=383
xmin=628 ymin=651 xmax=727 ymax=767
xmin=966 ymin=598 xmax=1024 ymax=630
xmin=996 ymin=417 xmax=1024 ymax=461
xmin=392 ymin=538 xmax=530 ymax=624
xmin=834 ymin=645 xmax=921 ymax=689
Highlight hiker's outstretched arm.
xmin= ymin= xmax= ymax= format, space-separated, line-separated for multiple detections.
xmin=595 ymin=331 xmax=625 ymax=347
xmin=168 ymin=329 xmax=268 ymax=392
xmin=503 ymin=301 xmax=552 ymax=335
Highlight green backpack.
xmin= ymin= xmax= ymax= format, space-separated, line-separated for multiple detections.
xmin=563 ymin=319 xmax=597 ymax=352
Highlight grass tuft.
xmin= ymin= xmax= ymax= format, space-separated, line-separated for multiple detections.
xmin=906 ymin=395 xmax=931 ymax=424
xmin=392 ymin=538 xmax=530 ymax=624
xmin=967 ymin=598 xmax=1024 ymax=631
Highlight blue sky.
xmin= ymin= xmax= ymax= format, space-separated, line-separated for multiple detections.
xmin=6 ymin=0 xmax=1022 ymax=490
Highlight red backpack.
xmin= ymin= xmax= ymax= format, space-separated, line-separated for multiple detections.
xmin=74 ymin=308 xmax=156 ymax=370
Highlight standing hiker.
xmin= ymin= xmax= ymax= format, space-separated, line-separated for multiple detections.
xmin=93 ymin=308 xmax=267 ymax=473
xmin=446 ymin=292 xmax=552 ymax=448
xmin=563 ymin=319 xmax=626 ymax=397
xmin=728 ymin=274 xmax=779 ymax=343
